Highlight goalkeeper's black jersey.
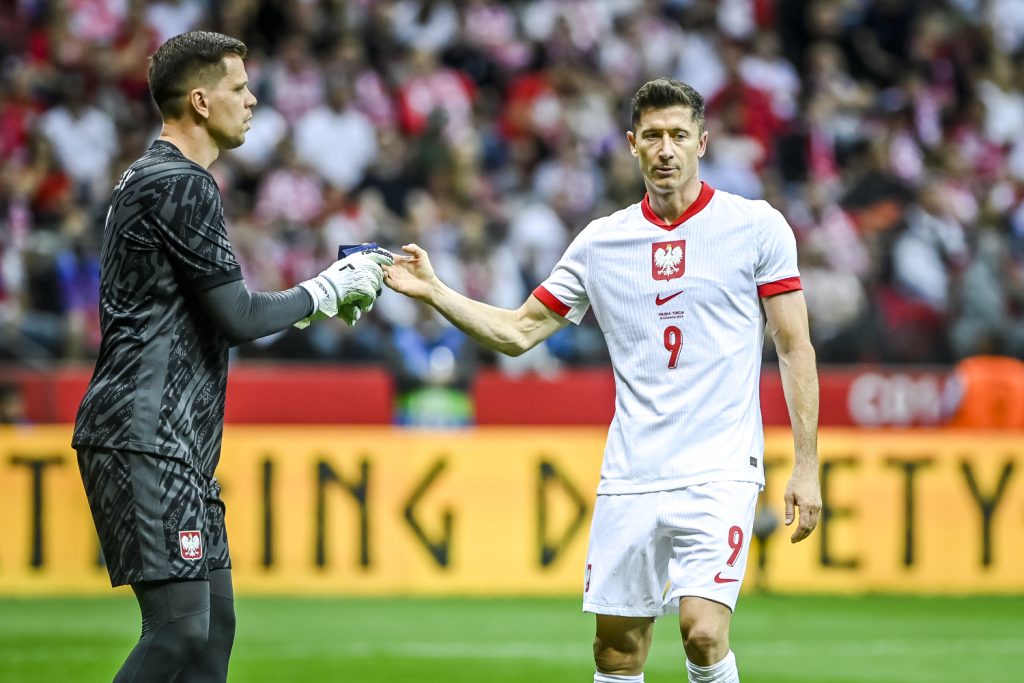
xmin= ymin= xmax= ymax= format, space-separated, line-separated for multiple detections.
xmin=73 ymin=140 xmax=243 ymax=477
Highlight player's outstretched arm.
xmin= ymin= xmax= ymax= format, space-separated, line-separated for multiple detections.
xmin=383 ymin=243 xmax=567 ymax=356
xmin=198 ymin=247 xmax=395 ymax=343
xmin=295 ymin=248 xmax=394 ymax=328
xmin=198 ymin=279 xmax=315 ymax=345
xmin=763 ymin=289 xmax=821 ymax=543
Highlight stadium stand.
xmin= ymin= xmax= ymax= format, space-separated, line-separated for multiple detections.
xmin=2 ymin=0 xmax=1024 ymax=379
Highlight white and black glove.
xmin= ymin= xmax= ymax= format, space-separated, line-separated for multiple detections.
xmin=334 ymin=249 xmax=392 ymax=326
xmin=294 ymin=247 xmax=394 ymax=328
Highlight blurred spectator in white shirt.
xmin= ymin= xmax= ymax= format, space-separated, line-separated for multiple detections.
xmin=892 ymin=181 xmax=968 ymax=314
xmin=520 ymin=0 xmax=612 ymax=56
xmin=740 ymin=31 xmax=800 ymax=122
xmin=389 ymin=0 xmax=460 ymax=52
xmin=294 ymin=75 xmax=378 ymax=193
xmin=506 ymin=198 xmax=568 ymax=286
xmin=36 ymin=74 xmax=117 ymax=202
xmin=323 ymin=40 xmax=397 ymax=129
xmin=145 ymin=0 xmax=205 ymax=44
xmin=253 ymin=140 xmax=324 ymax=226
xmin=975 ymin=52 xmax=1024 ymax=147
xmin=462 ymin=0 xmax=529 ymax=71
xmin=66 ymin=0 xmax=126 ymax=44
xmin=264 ymin=35 xmax=325 ymax=126
xmin=986 ymin=0 xmax=1024 ymax=53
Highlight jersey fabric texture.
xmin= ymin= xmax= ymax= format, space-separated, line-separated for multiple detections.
xmin=534 ymin=184 xmax=802 ymax=495
xmin=77 ymin=446 xmax=230 ymax=587
xmin=72 ymin=140 xmax=243 ymax=477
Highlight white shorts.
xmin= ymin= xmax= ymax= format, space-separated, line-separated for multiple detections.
xmin=582 ymin=481 xmax=760 ymax=617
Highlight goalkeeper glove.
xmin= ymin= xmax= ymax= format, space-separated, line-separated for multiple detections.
xmin=295 ymin=246 xmax=394 ymax=329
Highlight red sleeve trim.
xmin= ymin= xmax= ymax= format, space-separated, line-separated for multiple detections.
xmin=758 ymin=276 xmax=802 ymax=298
xmin=532 ymin=286 xmax=571 ymax=316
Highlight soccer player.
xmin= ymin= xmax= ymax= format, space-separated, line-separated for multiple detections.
xmin=383 ymin=78 xmax=821 ymax=683
xmin=71 ymin=31 xmax=390 ymax=682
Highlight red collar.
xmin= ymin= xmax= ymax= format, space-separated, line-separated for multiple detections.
xmin=641 ymin=182 xmax=715 ymax=231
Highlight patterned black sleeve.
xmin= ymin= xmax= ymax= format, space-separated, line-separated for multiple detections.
xmin=153 ymin=171 xmax=242 ymax=292
xmin=197 ymin=279 xmax=313 ymax=345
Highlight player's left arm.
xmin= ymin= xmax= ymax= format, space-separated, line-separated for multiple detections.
xmin=763 ymin=289 xmax=821 ymax=543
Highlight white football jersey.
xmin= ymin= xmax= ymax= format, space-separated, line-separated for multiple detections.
xmin=534 ymin=184 xmax=802 ymax=494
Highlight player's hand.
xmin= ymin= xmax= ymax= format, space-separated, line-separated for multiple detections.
xmin=783 ymin=466 xmax=821 ymax=543
xmin=295 ymin=248 xmax=394 ymax=328
xmin=381 ymin=244 xmax=438 ymax=302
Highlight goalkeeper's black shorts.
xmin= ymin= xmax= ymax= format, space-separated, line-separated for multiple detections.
xmin=76 ymin=446 xmax=230 ymax=587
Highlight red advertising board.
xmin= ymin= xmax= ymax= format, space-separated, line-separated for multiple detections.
xmin=3 ymin=364 xmax=953 ymax=427
xmin=5 ymin=365 xmax=395 ymax=424
xmin=474 ymin=368 xmax=952 ymax=428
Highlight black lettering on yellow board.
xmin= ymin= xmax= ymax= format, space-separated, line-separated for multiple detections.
xmin=261 ymin=458 xmax=273 ymax=568
xmin=820 ymin=457 xmax=859 ymax=569
xmin=9 ymin=455 xmax=64 ymax=568
xmin=403 ymin=459 xmax=453 ymax=568
xmin=537 ymin=460 xmax=588 ymax=568
xmin=316 ymin=458 xmax=371 ymax=568
xmin=961 ymin=459 xmax=1015 ymax=567
xmin=884 ymin=457 xmax=935 ymax=567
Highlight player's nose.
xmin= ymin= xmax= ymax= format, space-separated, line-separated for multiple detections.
xmin=658 ymin=133 xmax=674 ymax=157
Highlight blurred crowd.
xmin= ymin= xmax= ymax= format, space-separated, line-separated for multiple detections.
xmin=3 ymin=0 xmax=1024 ymax=392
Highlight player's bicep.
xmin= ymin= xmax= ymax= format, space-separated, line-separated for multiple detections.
xmin=763 ymin=290 xmax=812 ymax=356
xmin=515 ymin=295 xmax=570 ymax=349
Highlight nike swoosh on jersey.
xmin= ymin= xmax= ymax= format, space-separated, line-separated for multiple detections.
xmin=713 ymin=572 xmax=739 ymax=584
xmin=655 ymin=291 xmax=684 ymax=305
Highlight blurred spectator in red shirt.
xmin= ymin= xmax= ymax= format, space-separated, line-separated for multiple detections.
xmin=709 ymin=40 xmax=782 ymax=169
xmin=396 ymin=48 xmax=476 ymax=141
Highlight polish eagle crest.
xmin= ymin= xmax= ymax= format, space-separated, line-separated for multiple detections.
xmin=651 ymin=240 xmax=686 ymax=280
xmin=179 ymin=531 xmax=203 ymax=560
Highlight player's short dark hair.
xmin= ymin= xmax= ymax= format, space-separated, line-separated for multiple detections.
xmin=148 ymin=31 xmax=247 ymax=119
xmin=631 ymin=78 xmax=705 ymax=131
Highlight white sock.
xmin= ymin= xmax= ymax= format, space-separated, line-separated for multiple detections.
xmin=686 ymin=650 xmax=739 ymax=682
xmin=594 ymin=673 xmax=644 ymax=682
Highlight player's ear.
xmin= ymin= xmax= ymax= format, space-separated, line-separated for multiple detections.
xmin=697 ymin=130 xmax=708 ymax=158
xmin=189 ymin=88 xmax=211 ymax=121
xmin=626 ymin=130 xmax=638 ymax=157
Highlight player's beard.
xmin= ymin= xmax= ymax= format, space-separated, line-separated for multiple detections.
xmin=225 ymin=131 xmax=247 ymax=149
xmin=214 ymin=126 xmax=247 ymax=151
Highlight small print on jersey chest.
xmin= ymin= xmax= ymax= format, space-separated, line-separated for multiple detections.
xmin=652 ymin=239 xmax=687 ymax=321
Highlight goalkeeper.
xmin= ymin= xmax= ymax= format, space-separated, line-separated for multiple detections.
xmin=71 ymin=31 xmax=390 ymax=683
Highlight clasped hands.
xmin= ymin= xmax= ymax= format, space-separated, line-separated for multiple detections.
xmin=295 ymin=245 xmax=395 ymax=328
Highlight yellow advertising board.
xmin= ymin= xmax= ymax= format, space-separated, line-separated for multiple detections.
xmin=0 ymin=426 xmax=1022 ymax=595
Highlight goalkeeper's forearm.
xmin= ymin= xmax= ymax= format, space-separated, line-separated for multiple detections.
xmin=198 ymin=279 xmax=313 ymax=345
xmin=426 ymin=280 xmax=541 ymax=357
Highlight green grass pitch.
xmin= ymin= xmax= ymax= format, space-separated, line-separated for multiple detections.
xmin=1 ymin=594 xmax=1021 ymax=682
